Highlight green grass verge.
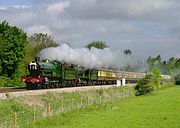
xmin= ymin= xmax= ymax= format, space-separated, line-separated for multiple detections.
xmin=0 ymin=86 xmax=134 ymax=127
xmin=28 ymin=86 xmax=180 ymax=128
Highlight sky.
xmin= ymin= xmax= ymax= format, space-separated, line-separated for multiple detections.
xmin=0 ymin=0 xmax=180 ymax=60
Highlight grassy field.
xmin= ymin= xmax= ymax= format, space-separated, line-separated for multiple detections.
xmin=28 ymin=86 xmax=180 ymax=128
xmin=0 ymin=86 xmax=134 ymax=127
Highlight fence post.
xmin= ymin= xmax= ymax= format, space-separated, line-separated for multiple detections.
xmin=47 ymin=103 xmax=51 ymax=115
xmin=80 ymin=97 xmax=83 ymax=108
xmin=88 ymin=97 xmax=90 ymax=106
xmin=71 ymin=97 xmax=73 ymax=110
xmin=13 ymin=112 xmax=17 ymax=128
xmin=99 ymin=96 xmax=102 ymax=105
xmin=92 ymin=97 xmax=93 ymax=105
xmin=61 ymin=98 xmax=64 ymax=112
xmin=33 ymin=107 xmax=36 ymax=123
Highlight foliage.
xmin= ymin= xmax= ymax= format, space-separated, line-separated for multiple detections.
xmin=0 ymin=76 xmax=13 ymax=87
xmin=0 ymin=21 xmax=28 ymax=77
xmin=134 ymin=74 xmax=154 ymax=96
xmin=123 ymin=49 xmax=132 ymax=55
xmin=135 ymin=67 xmax=161 ymax=96
xmin=147 ymin=55 xmax=161 ymax=70
xmin=135 ymin=67 xmax=162 ymax=95
xmin=147 ymin=55 xmax=180 ymax=75
xmin=85 ymin=40 xmax=108 ymax=49
xmin=28 ymin=33 xmax=59 ymax=62
xmin=147 ymin=55 xmax=180 ymax=85
xmin=174 ymin=73 xmax=180 ymax=85
xmin=151 ymin=67 xmax=161 ymax=87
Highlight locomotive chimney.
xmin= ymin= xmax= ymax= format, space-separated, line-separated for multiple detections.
xmin=35 ymin=57 xmax=40 ymax=62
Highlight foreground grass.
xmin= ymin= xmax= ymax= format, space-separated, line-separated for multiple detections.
xmin=0 ymin=86 xmax=134 ymax=127
xmin=29 ymin=86 xmax=180 ymax=128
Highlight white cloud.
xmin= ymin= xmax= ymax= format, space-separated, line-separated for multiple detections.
xmin=27 ymin=25 xmax=52 ymax=35
xmin=46 ymin=1 xmax=70 ymax=15
xmin=0 ymin=0 xmax=180 ymax=59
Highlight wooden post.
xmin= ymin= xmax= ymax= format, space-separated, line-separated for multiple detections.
xmin=47 ymin=103 xmax=51 ymax=115
xmin=61 ymin=98 xmax=64 ymax=112
xmin=91 ymin=97 xmax=94 ymax=106
xmin=99 ymin=96 xmax=102 ymax=105
xmin=88 ymin=97 xmax=90 ymax=106
xmin=80 ymin=97 xmax=83 ymax=108
xmin=13 ymin=112 xmax=17 ymax=128
xmin=33 ymin=107 xmax=35 ymax=123
xmin=71 ymin=97 xmax=73 ymax=110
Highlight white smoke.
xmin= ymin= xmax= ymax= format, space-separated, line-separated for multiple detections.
xmin=38 ymin=44 xmax=147 ymax=70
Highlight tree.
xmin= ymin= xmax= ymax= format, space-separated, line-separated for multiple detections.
xmin=28 ymin=33 xmax=59 ymax=61
xmin=134 ymin=67 xmax=162 ymax=96
xmin=85 ymin=41 xmax=108 ymax=49
xmin=0 ymin=21 xmax=28 ymax=77
xmin=134 ymin=74 xmax=154 ymax=96
xmin=151 ymin=67 xmax=161 ymax=87
xmin=147 ymin=55 xmax=162 ymax=71
xmin=123 ymin=49 xmax=132 ymax=55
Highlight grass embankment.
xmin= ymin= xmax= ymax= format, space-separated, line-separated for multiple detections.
xmin=0 ymin=86 xmax=134 ymax=127
xmin=29 ymin=85 xmax=180 ymax=128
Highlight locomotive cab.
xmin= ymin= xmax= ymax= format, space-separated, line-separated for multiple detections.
xmin=28 ymin=61 xmax=41 ymax=77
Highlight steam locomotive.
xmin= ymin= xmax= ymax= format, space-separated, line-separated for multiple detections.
xmin=22 ymin=57 xmax=170 ymax=90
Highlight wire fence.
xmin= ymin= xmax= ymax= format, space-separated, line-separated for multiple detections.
xmin=0 ymin=88 xmax=134 ymax=128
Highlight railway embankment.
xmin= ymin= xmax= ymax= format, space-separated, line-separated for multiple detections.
xmin=0 ymin=85 xmax=134 ymax=128
xmin=0 ymin=84 xmax=135 ymax=99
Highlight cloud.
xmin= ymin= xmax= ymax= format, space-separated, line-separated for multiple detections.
xmin=66 ymin=0 xmax=176 ymax=20
xmin=46 ymin=1 xmax=70 ymax=15
xmin=0 ymin=0 xmax=180 ymax=60
xmin=27 ymin=25 xmax=52 ymax=35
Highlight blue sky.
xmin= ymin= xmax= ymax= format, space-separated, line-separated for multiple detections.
xmin=0 ymin=0 xmax=31 ymax=5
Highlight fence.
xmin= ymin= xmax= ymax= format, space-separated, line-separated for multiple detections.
xmin=0 ymin=88 xmax=134 ymax=128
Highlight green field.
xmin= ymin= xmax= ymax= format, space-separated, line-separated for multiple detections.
xmin=29 ymin=86 xmax=180 ymax=128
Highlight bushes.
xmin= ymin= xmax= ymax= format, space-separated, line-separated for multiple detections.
xmin=0 ymin=75 xmax=25 ymax=87
xmin=0 ymin=76 xmax=13 ymax=87
xmin=174 ymin=73 xmax=180 ymax=85
xmin=135 ymin=67 xmax=162 ymax=96
xmin=134 ymin=74 xmax=154 ymax=96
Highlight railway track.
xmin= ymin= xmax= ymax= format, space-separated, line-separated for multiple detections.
xmin=0 ymin=87 xmax=26 ymax=93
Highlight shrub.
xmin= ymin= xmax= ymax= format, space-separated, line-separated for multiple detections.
xmin=0 ymin=76 xmax=14 ymax=87
xmin=151 ymin=67 xmax=161 ymax=87
xmin=174 ymin=73 xmax=180 ymax=85
xmin=134 ymin=74 xmax=154 ymax=96
xmin=0 ymin=75 xmax=25 ymax=87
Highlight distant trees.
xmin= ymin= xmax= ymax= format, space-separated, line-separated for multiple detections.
xmin=147 ymin=55 xmax=180 ymax=85
xmin=123 ymin=49 xmax=133 ymax=71
xmin=147 ymin=55 xmax=180 ymax=74
xmin=0 ymin=21 xmax=28 ymax=77
xmin=27 ymin=33 xmax=59 ymax=61
xmin=123 ymin=49 xmax=132 ymax=55
xmin=85 ymin=41 xmax=108 ymax=49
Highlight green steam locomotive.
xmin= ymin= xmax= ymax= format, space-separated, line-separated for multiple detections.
xmin=22 ymin=57 xmax=105 ymax=89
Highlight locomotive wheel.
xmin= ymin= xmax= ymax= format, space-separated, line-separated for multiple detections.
xmin=27 ymin=83 xmax=38 ymax=90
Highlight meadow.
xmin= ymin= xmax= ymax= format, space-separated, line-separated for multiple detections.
xmin=28 ymin=85 xmax=180 ymax=128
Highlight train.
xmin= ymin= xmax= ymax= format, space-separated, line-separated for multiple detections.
xmin=21 ymin=57 xmax=171 ymax=89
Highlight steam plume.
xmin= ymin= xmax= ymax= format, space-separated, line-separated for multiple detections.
xmin=38 ymin=44 xmax=146 ymax=70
